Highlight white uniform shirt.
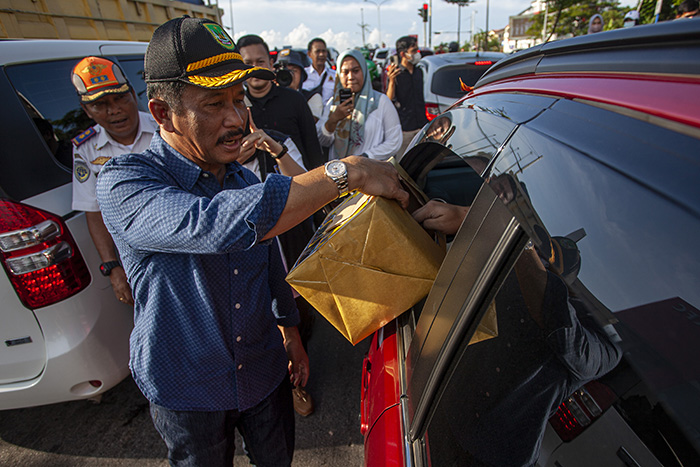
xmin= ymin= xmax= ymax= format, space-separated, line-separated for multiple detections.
xmin=302 ymin=65 xmax=336 ymax=107
xmin=72 ymin=111 xmax=157 ymax=212
xmin=317 ymin=93 xmax=402 ymax=161
xmin=242 ymin=137 xmax=306 ymax=180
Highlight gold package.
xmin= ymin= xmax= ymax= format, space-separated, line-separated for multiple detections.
xmin=286 ymin=192 xmax=445 ymax=345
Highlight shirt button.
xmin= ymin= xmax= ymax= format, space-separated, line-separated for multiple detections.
xmin=234 ymin=269 xmax=239 ymax=275
xmin=238 ymin=364 xmax=243 ymax=370
xmin=202 ymin=173 xmax=210 ymax=178
xmin=235 ymin=303 xmax=241 ymax=309
xmin=236 ymin=336 xmax=242 ymax=342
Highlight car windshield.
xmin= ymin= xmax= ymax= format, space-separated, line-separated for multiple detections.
xmin=431 ymin=64 xmax=492 ymax=98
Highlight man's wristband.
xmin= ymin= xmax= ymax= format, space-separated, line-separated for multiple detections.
xmin=271 ymin=143 xmax=288 ymax=160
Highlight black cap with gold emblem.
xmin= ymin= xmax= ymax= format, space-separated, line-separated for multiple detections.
xmin=145 ymin=16 xmax=275 ymax=89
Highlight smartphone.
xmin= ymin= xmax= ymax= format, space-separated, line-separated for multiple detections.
xmin=339 ymin=88 xmax=353 ymax=103
xmin=389 ymin=54 xmax=399 ymax=67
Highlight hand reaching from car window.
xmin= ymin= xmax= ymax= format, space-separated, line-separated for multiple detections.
xmin=412 ymin=200 xmax=470 ymax=235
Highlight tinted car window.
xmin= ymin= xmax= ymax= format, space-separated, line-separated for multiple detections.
xmin=418 ymin=98 xmax=700 ymax=464
xmin=5 ymin=55 xmax=148 ymax=170
xmin=115 ymin=55 xmax=149 ymax=111
xmin=430 ymin=65 xmax=493 ymax=98
xmin=490 ymin=106 xmax=700 ymax=463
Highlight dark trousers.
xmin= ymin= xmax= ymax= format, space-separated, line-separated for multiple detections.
xmin=150 ymin=376 xmax=294 ymax=467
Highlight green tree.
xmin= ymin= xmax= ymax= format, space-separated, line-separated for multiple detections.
xmin=638 ymin=0 xmax=683 ymax=23
xmin=527 ymin=0 xmax=629 ymax=40
xmin=472 ymin=31 xmax=501 ymax=51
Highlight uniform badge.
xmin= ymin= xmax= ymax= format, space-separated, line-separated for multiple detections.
xmin=92 ymin=156 xmax=111 ymax=165
xmin=74 ymin=160 xmax=90 ymax=183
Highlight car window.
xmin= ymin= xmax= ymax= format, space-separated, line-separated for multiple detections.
xmin=420 ymin=103 xmax=700 ymax=465
xmin=490 ymin=106 xmax=700 ymax=464
xmin=430 ymin=64 xmax=493 ymax=98
xmin=113 ymin=55 xmax=149 ymax=111
xmin=5 ymin=59 xmax=89 ymax=169
xmin=5 ymin=54 xmax=147 ymax=170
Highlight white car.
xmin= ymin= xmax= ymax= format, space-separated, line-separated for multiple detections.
xmin=0 ymin=40 xmax=149 ymax=409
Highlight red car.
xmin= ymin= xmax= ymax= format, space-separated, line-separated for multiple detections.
xmin=361 ymin=20 xmax=700 ymax=467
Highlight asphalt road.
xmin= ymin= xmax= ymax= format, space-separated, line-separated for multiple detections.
xmin=0 ymin=314 xmax=369 ymax=466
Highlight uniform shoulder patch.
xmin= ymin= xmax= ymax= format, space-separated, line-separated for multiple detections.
xmin=72 ymin=127 xmax=97 ymax=147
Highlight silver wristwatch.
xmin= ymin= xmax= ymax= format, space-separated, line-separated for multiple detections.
xmin=324 ymin=160 xmax=349 ymax=197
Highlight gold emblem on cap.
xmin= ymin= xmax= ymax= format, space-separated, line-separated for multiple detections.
xmin=82 ymin=62 xmax=107 ymax=76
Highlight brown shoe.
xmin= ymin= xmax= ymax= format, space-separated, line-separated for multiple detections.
xmin=292 ymin=386 xmax=314 ymax=417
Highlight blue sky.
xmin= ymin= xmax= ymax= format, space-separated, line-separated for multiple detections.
xmin=221 ymin=0 xmax=636 ymax=52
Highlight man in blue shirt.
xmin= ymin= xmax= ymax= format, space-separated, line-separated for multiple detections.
xmin=96 ymin=16 xmax=407 ymax=467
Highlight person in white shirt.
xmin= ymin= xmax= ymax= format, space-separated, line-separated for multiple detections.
xmin=317 ymin=49 xmax=401 ymax=161
xmin=302 ymin=38 xmax=336 ymax=120
xmin=71 ymin=56 xmax=157 ymax=305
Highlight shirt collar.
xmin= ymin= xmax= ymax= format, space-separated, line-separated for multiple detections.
xmin=148 ymin=131 xmax=243 ymax=191
xmin=95 ymin=111 xmax=157 ymax=150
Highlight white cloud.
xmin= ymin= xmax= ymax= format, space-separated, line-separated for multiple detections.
xmin=285 ymin=23 xmax=312 ymax=48
xmin=224 ymin=0 xmax=545 ymax=50
xmin=319 ymin=29 xmax=354 ymax=53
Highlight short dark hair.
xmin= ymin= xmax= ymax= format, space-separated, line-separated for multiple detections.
xmin=147 ymin=80 xmax=186 ymax=115
xmin=396 ymin=36 xmax=417 ymax=55
xmin=307 ymin=37 xmax=326 ymax=52
xmin=679 ymin=0 xmax=699 ymax=14
xmin=237 ymin=34 xmax=269 ymax=54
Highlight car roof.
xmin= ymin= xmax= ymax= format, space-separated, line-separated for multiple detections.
xmin=421 ymin=51 xmax=507 ymax=68
xmin=476 ymin=20 xmax=700 ymax=87
xmin=0 ymin=39 xmax=148 ymax=66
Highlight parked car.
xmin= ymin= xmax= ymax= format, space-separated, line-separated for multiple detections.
xmin=361 ymin=20 xmax=700 ymax=466
xmin=417 ymin=51 xmax=506 ymax=122
xmin=0 ymin=39 xmax=149 ymax=410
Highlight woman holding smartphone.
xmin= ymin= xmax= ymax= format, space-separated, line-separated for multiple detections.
xmin=316 ymin=49 xmax=401 ymax=161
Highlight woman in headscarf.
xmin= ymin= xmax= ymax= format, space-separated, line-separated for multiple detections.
xmin=317 ymin=49 xmax=401 ymax=161
xmin=588 ymin=14 xmax=604 ymax=34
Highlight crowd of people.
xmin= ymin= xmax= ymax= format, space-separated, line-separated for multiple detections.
xmin=69 ymin=14 xmax=423 ymax=467
xmin=68 ymin=6 xmax=697 ymax=465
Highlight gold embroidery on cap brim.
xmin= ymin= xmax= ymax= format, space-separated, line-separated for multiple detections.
xmin=187 ymin=67 xmax=266 ymax=88
xmin=81 ymin=84 xmax=130 ymax=102
xmin=186 ymin=53 xmax=244 ymax=72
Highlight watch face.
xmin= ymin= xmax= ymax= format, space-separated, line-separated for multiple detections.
xmin=327 ymin=161 xmax=346 ymax=177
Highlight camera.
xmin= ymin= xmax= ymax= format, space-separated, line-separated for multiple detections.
xmin=273 ymin=49 xmax=294 ymax=88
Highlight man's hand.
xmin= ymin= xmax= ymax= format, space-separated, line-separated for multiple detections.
xmin=240 ymin=108 xmax=284 ymax=159
xmin=344 ymin=156 xmax=410 ymax=209
xmin=280 ymin=326 xmax=310 ymax=387
xmin=110 ymin=267 xmax=134 ymax=305
xmin=412 ymin=200 xmax=470 ymax=235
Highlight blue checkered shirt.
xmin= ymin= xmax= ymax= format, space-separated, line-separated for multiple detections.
xmin=96 ymin=132 xmax=298 ymax=411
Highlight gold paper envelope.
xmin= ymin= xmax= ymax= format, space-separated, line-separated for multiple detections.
xmin=286 ymin=192 xmax=445 ymax=345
